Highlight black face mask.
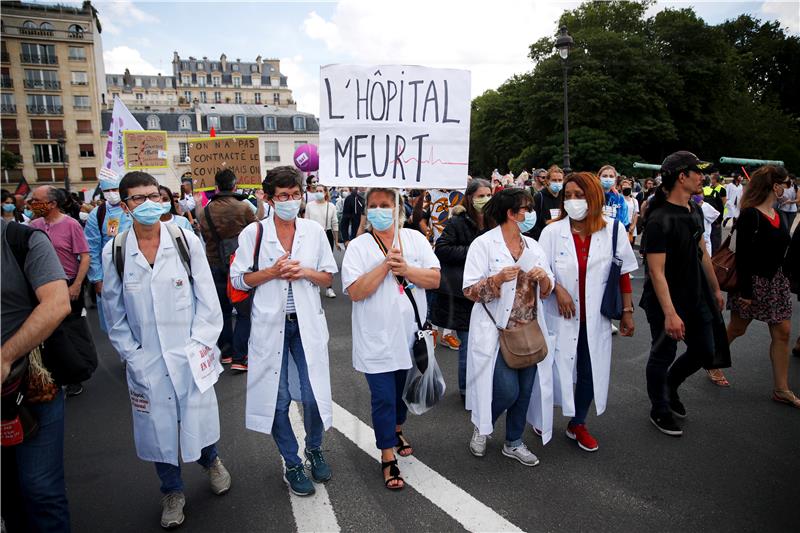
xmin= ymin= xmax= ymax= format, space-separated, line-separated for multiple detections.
xmin=622 ymin=188 xmax=632 ymax=196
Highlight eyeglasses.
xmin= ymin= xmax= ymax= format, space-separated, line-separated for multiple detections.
xmin=125 ymin=193 xmax=162 ymax=205
xmin=274 ymin=192 xmax=302 ymax=202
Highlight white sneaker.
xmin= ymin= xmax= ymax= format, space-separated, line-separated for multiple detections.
xmin=469 ymin=426 xmax=488 ymax=457
xmin=611 ymin=323 xmax=619 ymax=335
xmin=204 ymin=457 xmax=231 ymax=495
xmin=325 ymin=287 xmax=336 ymax=298
xmin=502 ymin=443 xmax=540 ymax=467
xmin=160 ymin=491 xmax=185 ymax=529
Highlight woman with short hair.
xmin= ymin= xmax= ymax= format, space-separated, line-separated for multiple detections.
xmin=341 ymin=188 xmax=441 ymax=490
xmin=463 ymin=188 xmax=555 ymax=466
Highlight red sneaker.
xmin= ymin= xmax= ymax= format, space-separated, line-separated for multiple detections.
xmin=566 ymin=423 xmax=599 ymax=452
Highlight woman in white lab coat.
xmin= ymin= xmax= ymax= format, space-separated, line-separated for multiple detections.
xmin=229 ymin=166 xmax=337 ymax=498
xmin=463 ymin=188 xmax=555 ymax=467
xmin=341 ymin=188 xmax=440 ymax=491
xmin=538 ymin=172 xmax=637 ymax=453
xmin=102 ymin=172 xmax=229 ymax=529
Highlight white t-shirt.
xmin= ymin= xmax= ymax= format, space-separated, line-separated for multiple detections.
xmin=341 ymin=228 xmax=440 ymax=374
xmin=779 ymin=185 xmax=797 ymax=213
xmin=304 ymin=200 xmax=338 ymax=232
xmin=623 ymin=196 xmax=640 ymax=236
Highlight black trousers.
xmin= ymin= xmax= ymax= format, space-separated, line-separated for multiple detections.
xmin=645 ymin=308 xmax=716 ymax=415
xmin=710 ymin=222 xmax=722 ymax=255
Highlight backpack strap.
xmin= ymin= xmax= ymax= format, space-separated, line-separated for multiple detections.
xmin=252 ymin=220 xmax=264 ymax=271
xmin=4 ymin=221 xmax=37 ymax=272
xmin=164 ymin=223 xmax=194 ymax=285
xmin=112 ymin=230 xmax=129 ymax=281
xmin=611 ymin=218 xmax=619 ymax=259
xmin=97 ymin=202 xmax=106 ymax=233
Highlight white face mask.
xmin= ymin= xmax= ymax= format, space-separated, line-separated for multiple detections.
xmin=564 ymin=199 xmax=589 ymax=221
xmin=105 ymin=191 xmax=121 ymax=205
xmin=79 ymin=211 xmax=90 ymax=222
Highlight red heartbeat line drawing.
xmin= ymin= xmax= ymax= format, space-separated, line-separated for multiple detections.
xmin=397 ymin=146 xmax=468 ymax=167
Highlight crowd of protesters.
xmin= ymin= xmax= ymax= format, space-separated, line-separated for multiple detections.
xmin=2 ymin=152 xmax=798 ymax=531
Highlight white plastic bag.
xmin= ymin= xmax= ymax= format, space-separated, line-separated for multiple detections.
xmin=403 ymin=330 xmax=446 ymax=415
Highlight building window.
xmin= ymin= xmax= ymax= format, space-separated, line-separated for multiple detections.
xmin=34 ymin=144 xmax=65 ymax=163
xmin=135 ymin=93 xmax=143 ymax=101
xmin=24 ymin=69 xmax=59 ymax=89
xmin=68 ymin=24 xmax=84 ymax=37
xmin=181 ymin=61 xmax=189 ymax=70
xmin=73 ymin=95 xmax=90 ymax=109
xmin=1 ymin=93 xmax=16 ymax=113
xmin=273 ymin=93 xmax=280 ymax=105
xmin=183 ymin=91 xmax=192 ymax=102
xmin=30 ymin=119 xmax=64 ymax=139
xmin=179 ymin=142 xmax=189 ymax=162
xmin=254 ymin=93 xmax=261 ymax=104
xmin=293 ymin=116 xmax=306 ymax=131
xmin=264 ymin=116 xmax=276 ymax=131
xmin=207 ymin=115 xmax=220 ymax=130
xmin=135 ymin=77 xmax=142 ymax=87
xmin=213 ymin=91 xmax=221 ymax=103
xmin=234 ymin=92 xmax=242 ymax=104
xmin=79 ymin=143 xmax=94 ymax=158
xmin=81 ymin=167 xmax=97 ymax=180
xmin=21 ymin=43 xmax=56 ymax=64
xmin=295 ymin=141 xmax=308 ymax=149
xmin=68 ymin=46 xmax=86 ymax=60
xmin=197 ymin=62 xmax=204 ymax=70
xmin=198 ymin=76 xmax=205 ymax=87
xmin=76 ymin=120 xmax=92 ymax=133
xmin=251 ymin=64 xmax=258 ymax=72
xmin=150 ymin=78 xmax=158 ymax=88
xmin=146 ymin=115 xmax=160 ymax=129
xmin=212 ymin=76 xmax=221 ymax=87
xmin=233 ymin=77 xmax=241 ymax=88
xmin=234 ymin=115 xmax=246 ymax=131
xmin=232 ymin=64 xmax=239 ymax=72
xmin=181 ymin=75 xmax=191 ymax=86
xmin=71 ymin=71 xmax=88 ymax=85
xmin=26 ymin=94 xmax=62 ymax=113
xmin=22 ymin=21 xmax=36 ymax=29
xmin=178 ymin=115 xmax=191 ymax=131
xmin=199 ymin=91 xmax=207 ymax=103
xmin=40 ymin=22 xmax=54 ymax=31
xmin=264 ymin=141 xmax=279 ymax=162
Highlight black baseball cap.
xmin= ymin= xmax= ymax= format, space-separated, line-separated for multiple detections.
xmin=661 ymin=151 xmax=712 ymax=175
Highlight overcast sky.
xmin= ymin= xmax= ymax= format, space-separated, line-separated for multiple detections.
xmin=37 ymin=1 xmax=800 ymax=116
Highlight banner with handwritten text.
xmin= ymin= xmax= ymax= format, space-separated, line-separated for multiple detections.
xmin=319 ymin=65 xmax=471 ymax=189
xmin=189 ymin=136 xmax=261 ymax=192
xmin=123 ymin=130 xmax=168 ymax=170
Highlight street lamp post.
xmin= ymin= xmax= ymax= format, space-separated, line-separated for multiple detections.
xmin=57 ymin=136 xmax=69 ymax=192
xmin=555 ymin=26 xmax=574 ymax=173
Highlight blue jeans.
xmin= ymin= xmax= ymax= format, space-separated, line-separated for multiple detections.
xmin=211 ymin=266 xmax=249 ymax=361
xmin=491 ymin=351 xmax=537 ymax=446
xmin=271 ymin=317 xmax=324 ymax=467
xmin=571 ymin=322 xmax=594 ymax=426
xmin=154 ymin=444 xmax=218 ymax=494
xmin=2 ymin=389 xmax=71 ymax=532
xmin=365 ymin=370 xmax=409 ymax=449
xmin=456 ymin=330 xmax=469 ymax=395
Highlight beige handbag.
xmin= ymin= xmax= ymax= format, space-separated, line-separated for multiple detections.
xmin=482 ymin=298 xmax=548 ymax=369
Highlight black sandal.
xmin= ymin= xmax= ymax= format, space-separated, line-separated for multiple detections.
xmin=381 ymin=459 xmax=404 ymax=490
xmin=395 ymin=431 xmax=413 ymax=457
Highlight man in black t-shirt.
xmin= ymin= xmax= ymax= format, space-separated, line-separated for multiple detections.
xmin=640 ymin=151 xmax=726 ymax=437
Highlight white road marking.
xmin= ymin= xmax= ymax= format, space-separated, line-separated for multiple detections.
xmin=331 ymin=402 xmax=523 ymax=533
xmin=287 ymin=402 xmax=340 ymax=533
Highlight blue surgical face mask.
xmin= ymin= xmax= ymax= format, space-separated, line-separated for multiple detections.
xmin=24 ymin=209 xmax=33 ymax=219
xmin=313 ymin=192 xmax=324 ymax=202
xmin=2 ymin=204 xmax=16 ymax=213
xmin=367 ymin=207 xmax=394 ymax=231
xmin=131 ymin=199 xmax=163 ymax=226
xmin=549 ymin=182 xmax=563 ymax=194
xmin=161 ymin=202 xmax=172 ymax=215
xmin=274 ymin=199 xmax=302 ymax=220
xmin=517 ymin=210 xmax=537 ymax=233
xmin=601 ymin=177 xmax=616 ymax=190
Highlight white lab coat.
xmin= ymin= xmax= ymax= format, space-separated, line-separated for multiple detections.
xmin=700 ymin=202 xmax=720 ymax=256
xmin=102 ymin=223 xmax=223 ymax=466
xmin=230 ymin=218 xmax=338 ymax=435
xmin=725 ymin=183 xmax=742 ymax=219
xmin=537 ymin=218 xmax=637 ymax=419
xmin=462 ymin=227 xmax=556 ymax=444
xmin=341 ymin=228 xmax=440 ymax=374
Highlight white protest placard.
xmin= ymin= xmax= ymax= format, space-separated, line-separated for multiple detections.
xmin=319 ymin=65 xmax=471 ymax=190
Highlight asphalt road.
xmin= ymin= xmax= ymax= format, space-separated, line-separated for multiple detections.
xmin=64 ymin=249 xmax=800 ymax=532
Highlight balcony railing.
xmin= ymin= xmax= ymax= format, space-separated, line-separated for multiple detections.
xmin=3 ymin=24 xmax=94 ymax=42
xmin=1 ymin=104 xmax=17 ymax=113
xmin=68 ymin=55 xmax=87 ymax=62
xmin=73 ymin=105 xmax=91 ymax=110
xmin=34 ymin=156 xmax=66 ymax=164
xmin=1 ymin=129 xmax=20 ymax=139
xmin=21 ymin=54 xmax=58 ymax=65
xmin=20 ymin=28 xmax=54 ymax=37
xmin=27 ymin=105 xmax=64 ymax=114
xmin=30 ymin=130 xmax=65 ymax=139
xmin=68 ymin=31 xmax=85 ymax=40
xmin=23 ymin=80 xmax=61 ymax=90
xmin=71 ymin=80 xmax=88 ymax=86
xmin=1 ymin=77 xmax=12 ymax=88
xmin=76 ymin=128 xmax=93 ymax=134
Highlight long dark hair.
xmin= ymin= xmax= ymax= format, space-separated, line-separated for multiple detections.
xmin=159 ymin=185 xmax=178 ymax=216
xmin=463 ymin=178 xmax=491 ymax=230
xmin=740 ymin=165 xmax=788 ymax=210
xmin=412 ymin=190 xmax=428 ymax=224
